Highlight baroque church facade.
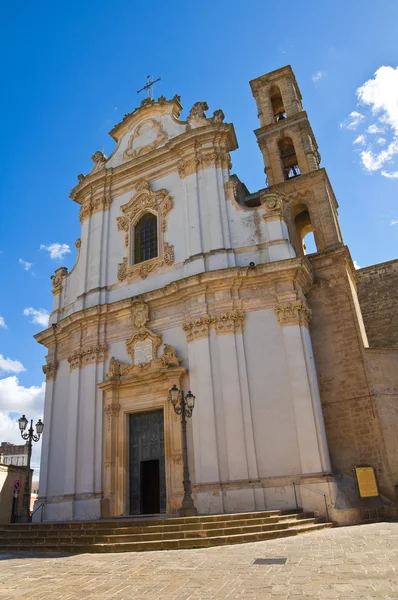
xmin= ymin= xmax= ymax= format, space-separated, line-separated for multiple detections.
xmin=35 ymin=66 xmax=398 ymax=523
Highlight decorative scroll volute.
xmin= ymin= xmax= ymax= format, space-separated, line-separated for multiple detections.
xmin=51 ymin=267 xmax=68 ymax=295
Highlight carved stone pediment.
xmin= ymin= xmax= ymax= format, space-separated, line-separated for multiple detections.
xmin=106 ymin=302 xmax=183 ymax=382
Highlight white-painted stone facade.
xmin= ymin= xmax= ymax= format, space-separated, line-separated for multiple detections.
xmin=35 ymin=68 xmax=341 ymax=524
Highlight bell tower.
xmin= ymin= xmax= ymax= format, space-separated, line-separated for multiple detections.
xmin=250 ymin=65 xmax=343 ymax=255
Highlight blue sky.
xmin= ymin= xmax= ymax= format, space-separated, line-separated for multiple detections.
xmin=0 ymin=1 xmax=397 ymax=472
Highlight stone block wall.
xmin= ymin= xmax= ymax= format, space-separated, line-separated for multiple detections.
xmin=307 ymin=248 xmax=395 ymax=501
xmin=357 ymin=259 xmax=398 ymax=349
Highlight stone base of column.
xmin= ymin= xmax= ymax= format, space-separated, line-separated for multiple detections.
xmin=179 ymin=497 xmax=198 ymax=517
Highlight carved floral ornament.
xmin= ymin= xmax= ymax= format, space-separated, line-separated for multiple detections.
xmin=42 ymin=360 xmax=58 ymax=381
xmin=67 ymin=344 xmax=108 ymax=371
xmin=116 ymin=180 xmax=175 ymax=281
xmin=183 ymin=310 xmax=245 ymax=342
xmin=177 ymin=150 xmax=231 ymax=179
xmin=274 ymin=300 xmax=312 ymax=328
xmin=105 ymin=302 xmax=183 ymax=382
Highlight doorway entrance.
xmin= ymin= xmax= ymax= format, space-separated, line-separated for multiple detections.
xmin=129 ymin=409 xmax=166 ymax=515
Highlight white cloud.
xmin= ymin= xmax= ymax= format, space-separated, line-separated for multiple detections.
xmin=0 ymin=354 xmax=26 ymax=374
xmin=19 ymin=258 xmax=33 ymax=271
xmin=367 ymin=123 xmax=385 ymax=134
xmin=340 ymin=111 xmax=365 ymax=130
xmin=312 ymin=71 xmax=325 ymax=84
xmin=343 ymin=66 xmax=398 ymax=177
xmin=353 ymin=135 xmax=366 ymax=146
xmin=40 ymin=242 xmax=70 ymax=260
xmin=357 ymin=66 xmax=398 ymax=131
xmin=390 ymin=219 xmax=398 ymax=225
xmin=382 ymin=170 xmax=398 ymax=179
xmin=360 ymin=138 xmax=398 ymax=171
xmin=23 ymin=307 xmax=50 ymax=327
xmin=0 ymin=376 xmax=45 ymax=471
xmin=353 ymin=260 xmax=361 ymax=270
xmin=0 ymin=316 xmax=6 ymax=329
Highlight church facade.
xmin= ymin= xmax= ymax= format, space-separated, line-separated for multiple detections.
xmin=35 ymin=66 xmax=398 ymax=523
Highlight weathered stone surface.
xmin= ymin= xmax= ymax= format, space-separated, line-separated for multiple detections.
xmin=0 ymin=523 xmax=397 ymax=599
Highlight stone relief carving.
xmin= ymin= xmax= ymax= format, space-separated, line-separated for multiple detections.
xmin=51 ymin=267 xmax=68 ymax=295
xmin=104 ymin=402 xmax=121 ymax=428
xmin=116 ymin=180 xmax=174 ymax=281
xmin=123 ymin=118 xmax=168 ymax=160
xmin=274 ymin=300 xmax=312 ymax=328
xmin=183 ymin=310 xmax=245 ymax=342
xmin=67 ymin=344 xmax=108 ymax=371
xmin=106 ymin=302 xmax=182 ymax=381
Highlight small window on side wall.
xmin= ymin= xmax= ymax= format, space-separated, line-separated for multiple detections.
xmin=133 ymin=213 xmax=158 ymax=265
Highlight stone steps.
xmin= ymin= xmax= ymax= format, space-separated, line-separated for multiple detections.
xmin=0 ymin=511 xmax=333 ymax=553
xmin=0 ymin=512 xmax=313 ymax=538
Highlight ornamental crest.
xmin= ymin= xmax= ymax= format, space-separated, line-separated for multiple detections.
xmin=123 ymin=118 xmax=168 ymax=160
xmin=106 ymin=302 xmax=182 ymax=381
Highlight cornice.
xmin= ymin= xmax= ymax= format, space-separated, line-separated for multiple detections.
xmin=70 ymin=122 xmax=237 ymax=204
xmin=35 ymin=258 xmax=314 ymax=349
xmin=254 ymin=111 xmax=308 ymax=138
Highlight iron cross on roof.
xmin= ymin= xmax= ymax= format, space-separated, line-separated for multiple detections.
xmin=137 ymin=75 xmax=162 ymax=99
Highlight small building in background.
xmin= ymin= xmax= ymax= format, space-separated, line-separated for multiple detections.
xmin=0 ymin=442 xmax=28 ymax=467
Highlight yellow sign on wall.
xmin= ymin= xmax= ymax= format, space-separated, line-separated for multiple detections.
xmin=354 ymin=466 xmax=379 ymax=498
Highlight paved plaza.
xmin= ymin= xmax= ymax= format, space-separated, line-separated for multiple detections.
xmin=0 ymin=523 xmax=397 ymax=599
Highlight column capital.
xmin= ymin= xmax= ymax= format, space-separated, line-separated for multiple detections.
xmin=275 ymin=300 xmax=312 ymax=328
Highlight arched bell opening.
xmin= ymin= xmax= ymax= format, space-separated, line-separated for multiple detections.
xmin=270 ymin=85 xmax=286 ymax=122
xmin=292 ymin=204 xmax=318 ymax=256
xmin=278 ymin=137 xmax=300 ymax=181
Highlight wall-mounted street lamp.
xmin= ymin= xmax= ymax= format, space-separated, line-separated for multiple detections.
xmin=18 ymin=415 xmax=44 ymax=523
xmin=168 ymin=384 xmax=197 ymax=517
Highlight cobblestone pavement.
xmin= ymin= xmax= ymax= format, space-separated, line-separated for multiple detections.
xmin=0 ymin=523 xmax=397 ymax=599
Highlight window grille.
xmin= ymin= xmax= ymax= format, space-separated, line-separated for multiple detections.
xmin=133 ymin=213 xmax=158 ymax=264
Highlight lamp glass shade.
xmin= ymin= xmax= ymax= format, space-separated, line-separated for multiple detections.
xmin=186 ymin=391 xmax=195 ymax=410
xmin=18 ymin=415 xmax=28 ymax=431
xmin=169 ymin=384 xmax=179 ymax=406
xmin=36 ymin=419 xmax=44 ymax=435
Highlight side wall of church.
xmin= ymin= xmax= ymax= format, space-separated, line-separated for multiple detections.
xmin=307 ymin=248 xmax=398 ymax=502
xmin=357 ymin=259 xmax=398 ymax=349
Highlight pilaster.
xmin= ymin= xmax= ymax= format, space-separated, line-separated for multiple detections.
xmin=275 ymin=299 xmax=331 ymax=474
